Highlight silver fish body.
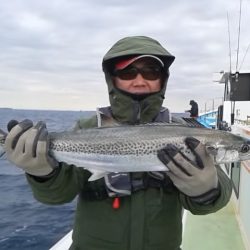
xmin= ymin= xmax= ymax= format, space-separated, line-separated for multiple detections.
xmin=1 ymin=124 xmax=250 ymax=181
xmin=48 ymin=124 xmax=250 ymax=180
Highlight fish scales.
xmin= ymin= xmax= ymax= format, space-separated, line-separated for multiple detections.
xmin=0 ymin=124 xmax=250 ymax=181
xmin=49 ymin=125 xmax=235 ymax=155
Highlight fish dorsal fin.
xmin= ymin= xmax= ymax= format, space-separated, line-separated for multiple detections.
xmin=95 ymin=122 xmax=189 ymax=130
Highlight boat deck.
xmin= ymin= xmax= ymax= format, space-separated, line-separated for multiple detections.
xmin=182 ymin=200 xmax=246 ymax=250
xmin=51 ymin=199 xmax=247 ymax=250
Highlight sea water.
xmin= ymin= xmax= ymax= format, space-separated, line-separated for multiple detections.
xmin=0 ymin=108 xmax=94 ymax=250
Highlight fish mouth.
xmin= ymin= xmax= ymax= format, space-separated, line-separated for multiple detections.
xmin=239 ymin=153 xmax=250 ymax=162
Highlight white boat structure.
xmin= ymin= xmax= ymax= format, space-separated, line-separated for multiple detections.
xmin=217 ymin=71 xmax=250 ymax=250
xmin=177 ymin=71 xmax=250 ymax=249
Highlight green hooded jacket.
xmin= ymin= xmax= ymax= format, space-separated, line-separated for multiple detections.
xmin=26 ymin=36 xmax=232 ymax=250
xmin=102 ymin=36 xmax=175 ymax=124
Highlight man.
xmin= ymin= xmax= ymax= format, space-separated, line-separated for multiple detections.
xmin=5 ymin=36 xmax=232 ymax=250
xmin=186 ymin=100 xmax=199 ymax=118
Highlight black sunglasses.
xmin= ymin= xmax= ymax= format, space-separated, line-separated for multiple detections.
xmin=113 ymin=66 xmax=163 ymax=80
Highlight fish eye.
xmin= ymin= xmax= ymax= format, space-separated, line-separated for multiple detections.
xmin=241 ymin=144 xmax=250 ymax=153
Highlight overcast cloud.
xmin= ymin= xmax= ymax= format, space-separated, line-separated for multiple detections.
xmin=0 ymin=0 xmax=249 ymax=112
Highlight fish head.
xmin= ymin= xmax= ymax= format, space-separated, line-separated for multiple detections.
xmin=207 ymin=134 xmax=250 ymax=163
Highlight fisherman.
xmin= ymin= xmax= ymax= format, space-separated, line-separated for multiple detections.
xmin=4 ymin=36 xmax=232 ymax=250
xmin=186 ymin=99 xmax=199 ymax=118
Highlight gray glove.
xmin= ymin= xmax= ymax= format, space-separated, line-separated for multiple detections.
xmin=157 ymin=137 xmax=218 ymax=197
xmin=5 ymin=119 xmax=58 ymax=176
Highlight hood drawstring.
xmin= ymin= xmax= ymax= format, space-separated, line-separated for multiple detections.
xmin=134 ymin=101 xmax=141 ymax=124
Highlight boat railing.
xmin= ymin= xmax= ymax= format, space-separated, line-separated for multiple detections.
xmin=234 ymin=118 xmax=250 ymax=126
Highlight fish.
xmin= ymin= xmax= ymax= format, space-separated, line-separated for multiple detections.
xmin=0 ymin=124 xmax=250 ymax=181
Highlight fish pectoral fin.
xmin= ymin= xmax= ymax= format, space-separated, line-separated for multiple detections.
xmin=88 ymin=169 xmax=107 ymax=182
xmin=205 ymin=144 xmax=218 ymax=156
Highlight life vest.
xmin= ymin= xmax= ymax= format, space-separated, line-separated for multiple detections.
xmin=81 ymin=106 xmax=175 ymax=201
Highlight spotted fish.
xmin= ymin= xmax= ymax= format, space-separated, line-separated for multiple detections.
xmin=0 ymin=124 xmax=250 ymax=181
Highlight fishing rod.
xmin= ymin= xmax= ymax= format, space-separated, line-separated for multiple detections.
xmin=227 ymin=12 xmax=232 ymax=74
xmin=231 ymin=0 xmax=243 ymax=125
xmin=223 ymin=12 xmax=232 ymax=103
xmin=239 ymin=42 xmax=250 ymax=71
xmin=235 ymin=0 xmax=242 ymax=72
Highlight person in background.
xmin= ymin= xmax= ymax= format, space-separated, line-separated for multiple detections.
xmin=4 ymin=36 xmax=232 ymax=250
xmin=186 ymin=99 xmax=199 ymax=118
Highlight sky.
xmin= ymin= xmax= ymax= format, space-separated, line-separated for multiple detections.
xmin=0 ymin=0 xmax=250 ymax=113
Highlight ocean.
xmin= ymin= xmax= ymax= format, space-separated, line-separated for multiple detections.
xmin=0 ymin=108 xmax=94 ymax=250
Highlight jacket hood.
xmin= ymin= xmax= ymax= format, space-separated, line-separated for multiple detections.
xmin=102 ymin=36 xmax=175 ymax=124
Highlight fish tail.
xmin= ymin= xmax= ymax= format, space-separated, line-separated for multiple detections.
xmin=0 ymin=128 xmax=7 ymax=158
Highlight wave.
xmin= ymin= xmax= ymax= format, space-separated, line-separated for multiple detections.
xmin=0 ymin=109 xmax=86 ymax=250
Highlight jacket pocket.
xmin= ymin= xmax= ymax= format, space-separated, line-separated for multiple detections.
xmin=74 ymin=197 xmax=129 ymax=246
xmin=145 ymin=189 xmax=182 ymax=247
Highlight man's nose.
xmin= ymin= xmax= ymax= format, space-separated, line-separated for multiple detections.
xmin=133 ymin=73 xmax=146 ymax=84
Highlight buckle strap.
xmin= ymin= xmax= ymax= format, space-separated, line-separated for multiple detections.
xmin=81 ymin=172 xmax=175 ymax=201
xmin=105 ymin=173 xmax=131 ymax=197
